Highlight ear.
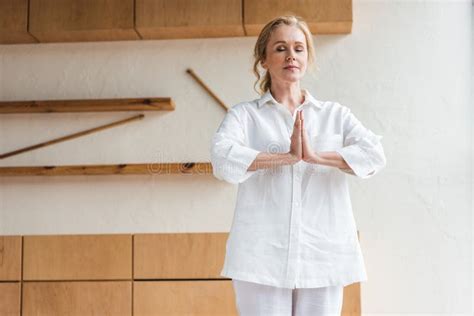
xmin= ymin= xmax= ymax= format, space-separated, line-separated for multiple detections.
xmin=261 ymin=60 xmax=267 ymax=69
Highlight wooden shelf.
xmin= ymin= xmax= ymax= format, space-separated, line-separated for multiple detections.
xmin=0 ymin=162 xmax=212 ymax=176
xmin=0 ymin=97 xmax=175 ymax=114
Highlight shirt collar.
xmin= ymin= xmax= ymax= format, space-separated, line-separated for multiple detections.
xmin=256 ymin=89 xmax=322 ymax=109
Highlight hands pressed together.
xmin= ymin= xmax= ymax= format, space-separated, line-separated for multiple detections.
xmin=289 ymin=110 xmax=320 ymax=164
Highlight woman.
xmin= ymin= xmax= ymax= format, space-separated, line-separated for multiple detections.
xmin=210 ymin=15 xmax=386 ymax=315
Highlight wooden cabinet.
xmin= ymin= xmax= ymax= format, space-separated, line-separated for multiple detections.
xmin=136 ymin=0 xmax=244 ymax=39
xmin=0 ymin=0 xmax=37 ymax=44
xmin=28 ymin=0 xmax=139 ymax=43
xmin=244 ymin=0 xmax=353 ymax=35
xmin=1 ymin=232 xmax=361 ymax=314
xmin=1 ymin=0 xmax=352 ymax=44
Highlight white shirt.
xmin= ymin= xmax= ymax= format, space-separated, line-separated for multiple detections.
xmin=210 ymin=89 xmax=387 ymax=289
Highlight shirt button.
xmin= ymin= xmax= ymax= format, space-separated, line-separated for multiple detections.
xmin=295 ymin=201 xmax=300 ymax=207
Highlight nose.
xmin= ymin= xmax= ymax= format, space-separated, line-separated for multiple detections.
xmin=286 ymin=55 xmax=295 ymax=61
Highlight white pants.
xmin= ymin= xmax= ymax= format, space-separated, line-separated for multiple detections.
xmin=232 ymin=279 xmax=344 ymax=316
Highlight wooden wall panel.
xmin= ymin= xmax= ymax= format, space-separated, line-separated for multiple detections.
xmin=134 ymin=232 xmax=227 ymax=279
xmin=0 ymin=0 xmax=37 ymax=44
xmin=134 ymin=280 xmax=237 ymax=316
xmin=0 ymin=282 xmax=21 ymax=316
xmin=244 ymin=0 xmax=352 ymax=35
xmin=23 ymin=234 xmax=132 ymax=280
xmin=23 ymin=281 xmax=131 ymax=316
xmin=0 ymin=236 xmax=22 ymax=281
xmin=135 ymin=0 xmax=244 ymax=39
xmin=29 ymin=0 xmax=139 ymax=43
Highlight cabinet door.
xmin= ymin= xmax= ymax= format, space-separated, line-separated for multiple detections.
xmin=23 ymin=281 xmax=131 ymax=316
xmin=0 ymin=236 xmax=22 ymax=281
xmin=29 ymin=0 xmax=139 ymax=43
xmin=0 ymin=283 xmax=21 ymax=316
xmin=134 ymin=280 xmax=237 ymax=316
xmin=0 ymin=0 xmax=37 ymax=44
xmin=136 ymin=0 xmax=244 ymax=39
xmin=244 ymin=0 xmax=352 ymax=35
xmin=134 ymin=232 xmax=227 ymax=279
xmin=23 ymin=234 xmax=132 ymax=280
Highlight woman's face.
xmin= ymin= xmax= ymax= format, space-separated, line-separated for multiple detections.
xmin=261 ymin=25 xmax=308 ymax=85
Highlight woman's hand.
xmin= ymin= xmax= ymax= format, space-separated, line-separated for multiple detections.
xmin=289 ymin=110 xmax=303 ymax=161
xmin=300 ymin=111 xmax=320 ymax=164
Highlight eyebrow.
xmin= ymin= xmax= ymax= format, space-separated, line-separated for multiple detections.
xmin=272 ymin=40 xmax=305 ymax=46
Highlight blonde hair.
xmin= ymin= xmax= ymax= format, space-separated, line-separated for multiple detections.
xmin=252 ymin=15 xmax=316 ymax=95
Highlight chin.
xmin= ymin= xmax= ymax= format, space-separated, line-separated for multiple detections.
xmin=282 ymin=76 xmax=303 ymax=83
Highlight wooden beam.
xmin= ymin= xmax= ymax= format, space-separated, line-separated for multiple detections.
xmin=0 ymin=97 xmax=175 ymax=114
xmin=0 ymin=162 xmax=212 ymax=176
xmin=186 ymin=68 xmax=228 ymax=112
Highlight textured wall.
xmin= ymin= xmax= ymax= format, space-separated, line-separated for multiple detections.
xmin=0 ymin=0 xmax=472 ymax=314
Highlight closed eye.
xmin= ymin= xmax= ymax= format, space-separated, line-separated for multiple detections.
xmin=276 ymin=46 xmax=305 ymax=52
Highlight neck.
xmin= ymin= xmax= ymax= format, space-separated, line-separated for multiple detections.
xmin=269 ymin=81 xmax=304 ymax=108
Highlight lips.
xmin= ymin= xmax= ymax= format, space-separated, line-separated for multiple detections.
xmin=284 ymin=65 xmax=299 ymax=69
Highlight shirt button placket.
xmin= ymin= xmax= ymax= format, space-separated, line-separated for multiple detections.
xmin=286 ymin=163 xmax=302 ymax=288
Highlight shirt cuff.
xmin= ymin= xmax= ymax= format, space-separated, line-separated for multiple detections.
xmin=214 ymin=145 xmax=261 ymax=184
xmin=335 ymin=145 xmax=376 ymax=179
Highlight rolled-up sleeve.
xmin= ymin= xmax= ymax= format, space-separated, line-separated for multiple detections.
xmin=335 ymin=105 xmax=387 ymax=179
xmin=210 ymin=106 xmax=261 ymax=184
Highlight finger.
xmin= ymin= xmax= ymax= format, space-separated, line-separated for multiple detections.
xmin=294 ymin=111 xmax=300 ymax=127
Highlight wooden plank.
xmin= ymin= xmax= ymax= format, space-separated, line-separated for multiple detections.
xmin=134 ymin=233 xmax=227 ymax=279
xmin=29 ymin=0 xmax=139 ymax=43
xmin=0 ymin=97 xmax=175 ymax=114
xmin=134 ymin=280 xmax=237 ymax=316
xmin=23 ymin=234 xmax=132 ymax=280
xmin=0 ymin=115 xmax=144 ymax=160
xmin=244 ymin=0 xmax=352 ymax=35
xmin=0 ymin=162 xmax=213 ymax=176
xmin=136 ymin=0 xmax=244 ymax=39
xmin=0 ymin=282 xmax=21 ymax=316
xmin=0 ymin=236 xmax=22 ymax=281
xmin=0 ymin=0 xmax=37 ymax=44
xmin=23 ymin=281 xmax=131 ymax=316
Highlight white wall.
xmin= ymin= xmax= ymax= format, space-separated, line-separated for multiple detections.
xmin=0 ymin=0 xmax=471 ymax=314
